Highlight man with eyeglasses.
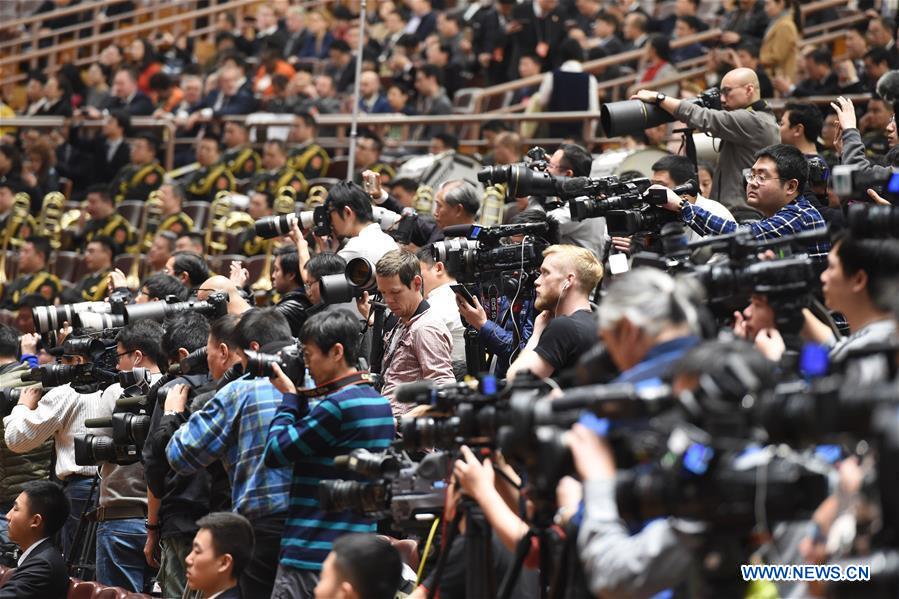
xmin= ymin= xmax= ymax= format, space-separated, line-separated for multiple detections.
xmin=657 ymin=143 xmax=830 ymax=266
xmin=632 ymin=67 xmax=780 ymax=220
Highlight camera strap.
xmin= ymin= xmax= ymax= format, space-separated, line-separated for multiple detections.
xmin=296 ymin=372 xmax=373 ymax=400
xmin=747 ymin=100 xmax=773 ymax=114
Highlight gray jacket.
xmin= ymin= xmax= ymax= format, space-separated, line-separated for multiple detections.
xmin=674 ymin=101 xmax=780 ymax=216
xmin=840 ymin=127 xmax=894 ymax=180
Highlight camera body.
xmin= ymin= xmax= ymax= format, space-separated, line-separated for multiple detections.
xmin=244 ymin=342 xmax=305 ymax=382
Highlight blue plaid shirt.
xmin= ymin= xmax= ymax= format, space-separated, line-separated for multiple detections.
xmin=681 ymin=194 xmax=830 ymax=263
xmin=166 ymin=377 xmax=291 ymax=519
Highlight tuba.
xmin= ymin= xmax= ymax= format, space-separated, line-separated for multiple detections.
xmin=205 ymin=191 xmax=255 ymax=256
xmin=0 ymin=193 xmax=33 ymax=286
xmin=304 ymin=184 xmax=329 ymax=207
xmin=479 ymin=184 xmax=506 ymax=226
xmin=414 ymin=185 xmax=434 ymax=215
xmin=37 ymin=192 xmax=66 ymax=250
xmin=252 ymin=186 xmax=297 ymax=293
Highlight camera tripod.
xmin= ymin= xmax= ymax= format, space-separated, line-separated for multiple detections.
xmin=425 ymin=498 xmax=496 ymax=599
xmin=67 ymin=476 xmax=99 ymax=580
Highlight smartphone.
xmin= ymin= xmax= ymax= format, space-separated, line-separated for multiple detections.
xmin=450 ymin=284 xmax=476 ymax=307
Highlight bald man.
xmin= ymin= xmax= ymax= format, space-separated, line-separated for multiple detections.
xmin=632 ymin=67 xmax=780 ymax=220
xmin=358 ymin=71 xmax=390 ymax=113
xmin=198 ymin=275 xmax=252 ymax=315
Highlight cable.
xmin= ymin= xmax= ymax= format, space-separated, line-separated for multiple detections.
xmin=416 ymin=516 xmax=441 ymax=586
xmin=507 ymin=236 xmax=528 ymax=366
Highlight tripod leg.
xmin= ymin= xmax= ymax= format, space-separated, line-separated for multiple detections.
xmin=426 ymin=510 xmax=464 ymax=599
xmin=464 ymin=505 xmax=496 ymax=599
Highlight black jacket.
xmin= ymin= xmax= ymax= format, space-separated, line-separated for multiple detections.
xmin=69 ymin=126 xmax=131 ymax=186
xmin=103 ymin=91 xmax=155 ymax=116
xmin=0 ymin=539 xmax=68 ymax=599
xmin=275 ymin=290 xmax=313 ymax=338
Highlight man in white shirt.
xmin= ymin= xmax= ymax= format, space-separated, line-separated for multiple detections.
xmin=325 ymin=180 xmax=399 ymax=267
xmin=650 ymin=155 xmax=734 ymax=242
xmin=416 ymin=246 xmax=467 ymax=377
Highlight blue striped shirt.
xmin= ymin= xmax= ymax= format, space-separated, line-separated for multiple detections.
xmin=263 ymin=382 xmax=395 ymax=572
xmin=166 ymin=377 xmax=291 ymax=520
xmin=681 ymin=194 xmax=830 ymax=263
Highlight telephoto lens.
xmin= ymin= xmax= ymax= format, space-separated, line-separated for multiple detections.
xmin=32 ymin=301 xmax=112 ymax=334
xmin=319 ymin=257 xmax=378 ymax=305
xmin=318 ymin=480 xmax=389 ymax=514
xmin=255 ymin=213 xmax=298 ymax=239
xmin=0 ymin=387 xmax=25 ymax=418
xmin=244 ymin=343 xmax=305 ymax=382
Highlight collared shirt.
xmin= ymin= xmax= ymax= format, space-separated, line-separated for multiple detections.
xmin=17 ymin=537 xmax=49 ymax=566
xmin=338 ymin=222 xmax=399 ymax=267
xmin=380 ymin=301 xmax=456 ymax=416
xmin=167 ymin=377 xmax=291 ymax=520
xmin=263 ymin=382 xmax=394 ymax=571
xmin=426 ymin=283 xmax=467 ymax=365
xmin=681 ymin=194 xmax=830 ymax=263
xmin=4 ymin=383 xmax=100 ymax=480
xmin=684 ymin=196 xmax=735 ymax=243
xmin=613 ymin=336 xmax=701 ymax=386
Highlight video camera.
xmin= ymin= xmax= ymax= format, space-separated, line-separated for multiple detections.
xmin=600 ymin=87 xmax=721 ymax=137
xmin=848 ymin=203 xmax=899 ymax=238
xmin=319 ymin=448 xmax=449 ymax=532
xmin=832 ymin=166 xmax=899 ymax=205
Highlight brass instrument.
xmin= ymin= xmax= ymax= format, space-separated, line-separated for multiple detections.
xmin=0 ymin=193 xmax=33 ymax=286
xmin=414 ymin=185 xmax=434 ymax=215
xmin=126 ymin=190 xmax=164 ymax=289
xmin=479 ymin=184 xmax=506 ymax=226
xmin=305 ymin=185 xmax=328 ymax=208
xmin=252 ymin=186 xmax=298 ymax=293
xmin=37 ymin=192 xmax=66 ymax=250
xmin=205 ymin=191 xmax=255 ymax=256
xmin=164 ymin=161 xmax=202 ymax=183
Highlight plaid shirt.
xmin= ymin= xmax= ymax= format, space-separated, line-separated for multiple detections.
xmin=166 ymin=377 xmax=291 ymax=520
xmin=681 ymin=194 xmax=830 ymax=262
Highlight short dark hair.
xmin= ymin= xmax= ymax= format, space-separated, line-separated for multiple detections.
xmin=299 ymin=309 xmax=360 ymax=366
xmin=162 ymin=311 xmax=211 ymax=363
xmin=865 ymin=46 xmax=891 ymax=65
xmin=0 ymin=323 xmax=18 ymax=357
xmin=647 ymin=34 xmax=671 ymax=62
xmin=596 ymin=11 xmax=619 ymax=28
xmin=358 ymin=129 xmax=383 ymax=153
xmin=88 ymin=236 xmax=117 ymax=258
xmin=107 ymin=109 xmax=131 ymax=134
xmin=432 ymin=132 xmax=459 ymax=151
xmin=171 ymin=251 xmax=210 ymax=287
xmin=835 ymin=235 xmax=899 ymax=312
xmin=305 ymin=252 xmax=347 ymax=282
xmin=784 ymin=102 xmax=823 ymax=144
xmin=234 ymin=308 xmax=293 ymax=351
xmin=651 ymin=154 xmax=696 ymax=186
xmin=736 ymin=39 xmax=761 ymax=58
xmin=294 ymin=110 xmax=318 ymax=129
xmin=415 ymin=244 xmax=437 ymax=267
xmin=86 ymin=184 xmax=114 ymax=204
xmin=389 ymin=177 xmax=418 ymax=194
xmin=558 ymin=143 xmax=592 ymax=177
xmin=325 ymin=181 xmax=374 ymax=223
xmin=134 ymin=131 xmax=160 ymax=153
xmin=331 ymin=39 xmax=351 ymax=54
xmin=331 ymin=534 xmax=403 ymax=599
xmin=177 ymin=231 xmax=206 ymax=251
xmin=808 ymin=47 xmax=832 ymax=68
xmin=419 ymin=64 xmax=443 ymax=86
xmin=21 ymin=481 xmax=69 ymax=537
xmin=210 ymin=313 xmax=241 ymax=349
xmin=195 ymin=512 xmax=255 ymax=580
xmin=677 ymin=15 xmax=703 ymax=33
xmin=275 ymin=247 xmax=300 ymax=284
xmin=24 ymin=235 xmax=51 ymax=264
xmin=558 ymin=38 xmax=584 ymax=63
xmin=116 ymin=319 xmax=166 ymax=367
xmin=376 ymin=249 xmax=420 ymax=288
xmin=753 ymin=143 xmax=809 ymax=193
xmin=142 ymin=272 xmax=189 ymax=301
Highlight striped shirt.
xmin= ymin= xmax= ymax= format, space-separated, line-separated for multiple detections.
xmin=263 ymin=382 xmax=395 ymax=572
xmin=681 ymin=194 xmax=830 ymax=263
xmin=3 ymin=383 xmax=98 ymax=480
xmin=167 ymin=377 xmax=291 ymax=520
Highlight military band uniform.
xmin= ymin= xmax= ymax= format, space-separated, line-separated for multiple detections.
xmin=181 ymin=163 xmax=236 ymax=203
xmin=0 ymin=271 xmax=62 ymax=309
xmin=0 ymin=212 xmax=36 ymax=245
xmin=239 ymin=230 xmax=272 ymax=257
xmin=61 ymin=270 xmax=112 ymax=303
xmin=250 ymin=167 xmax=308 ymax=199
xmin=111 ymin=162 xmax=166 ymax=204
xmin=223 ymin=146 xmax=262 ymax=183
xmin=79 ymin=213 xmax=136 ymax=254
xmin=142 ymin=212 xmax=194 ymax=249
xmin=287 ymin=141 xmax=330 ymax=181
xmin=353 ymin=162 xmax=396 ymax=185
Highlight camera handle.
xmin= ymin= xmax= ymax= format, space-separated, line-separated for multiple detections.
xmin=673 ymin=126 xmax=699 ymax=179
xmin=368 ymin=298 xmax=388 ymax=375
xmin=425 ymin=498 xmax=497 ymax=599
xmin=67 ymin=475 xmax=100 ymax=580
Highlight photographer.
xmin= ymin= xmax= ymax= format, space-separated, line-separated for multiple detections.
xmin=302 ymin=252 xmax=348 ymax=309
xmin=0 ymin=325 xmax=52 ymax=546
xmin=141 ymin=312 xmax=213 ymax=599
xmin=660 ymin=144 xmax=830 ymax=265
xmin=94 ymin=320 xmax=165 ymax=592
xmin=263 ymin=310 xmax=394 ymax=597
xmin=323 ymin=180 xmax=398 ymax=266
xmin=505 ymin=245 xmax=603 ymax=382
xmin=433 ymin=180 xmax=481 ymax=236
xmin=272 ymin=246 xmax=312 ymax=337
xmin=166 ymin=308 xmax=293 ymax=598
xmin=632 ymin=67 xmax=780 ymax=218
xmin=375 ymin=250 xmax=455 ymax=414
xmin=416 ymin=246 xmax=466 ymax=377
xmin=4 ymin=333 xmax=102 ymax=558
xmin=597 ymin=268 xmax=702 ymax=385
xmin=164 ymin=250 xmax=211 ymax=292
xmin=650 ymin=155 xmax=733 ymax=243
xmin=135 ymin=272 xmax=189 ymax=304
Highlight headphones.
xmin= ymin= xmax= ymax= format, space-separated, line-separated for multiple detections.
xmin=562 ymin=281 xmax=570 ymax=292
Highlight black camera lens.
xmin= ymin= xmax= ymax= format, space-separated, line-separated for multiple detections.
xmin=0 ymin=388 xmax=22 ymax=418
xmin=244 ymin=344 xmax=304 ymax=382
xmin=848 ymin=204 xmax=899 ymax=238
xmin=255 ymin=214 xmax=297 ymax=239
xmin=346 ymin=257 xmax=376 ymax=290
xmin=318 ymin=480 xmax=388 ymax=514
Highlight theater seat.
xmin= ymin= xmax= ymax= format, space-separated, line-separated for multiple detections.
xmin=67 ymin=578 xmax=97 ymax=599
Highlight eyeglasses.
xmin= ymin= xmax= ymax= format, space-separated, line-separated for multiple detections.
xmin=743 ymin=169 xmax=781 ymax=185
xmin=116 ymin=349 xmax=135 ymax=360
